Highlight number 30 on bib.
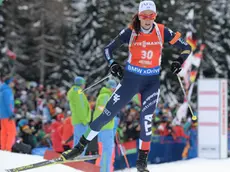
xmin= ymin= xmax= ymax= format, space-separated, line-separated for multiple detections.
xmin=141 ymin=50 xmax=153 ymax=60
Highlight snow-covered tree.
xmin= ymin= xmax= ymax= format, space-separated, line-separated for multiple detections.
xmin=3 ymin=0 xmax=66 ymax=84
xmin=66 ymin=0 xmax=137 ymax=94
xmin=1 ymin=0 xmax=229 ymax=102
xmin=51 ymin=0 xmax=88 ymax=88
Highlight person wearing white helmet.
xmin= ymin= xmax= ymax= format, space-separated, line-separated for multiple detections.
xmin=61 ymin=1 xmax=191 ymax=171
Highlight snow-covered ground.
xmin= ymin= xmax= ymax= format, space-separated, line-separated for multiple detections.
xmin=0 ymin=150 xmax=81 ymax=172
xmin=117 ymin=158 xmax=230 ymax=172
xmin=1 ymin=150 xmax=230 ymax=172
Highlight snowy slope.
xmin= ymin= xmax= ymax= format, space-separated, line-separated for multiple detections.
xmin=116 ymin=158 xmax=230 ymax=172
xmin=1 ymin=150 xmax=230 ymax=172
xmin=0 ymin=150 xmax=82 ymax=172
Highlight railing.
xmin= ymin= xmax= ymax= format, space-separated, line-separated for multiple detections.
xmin=114 ymin=129 xmax=198 ymax=170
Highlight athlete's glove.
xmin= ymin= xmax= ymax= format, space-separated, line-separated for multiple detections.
xmin=109 ymin=61 xmax=123 ymax=79
xmin=171 ymin=57 xmax=184 ymax=74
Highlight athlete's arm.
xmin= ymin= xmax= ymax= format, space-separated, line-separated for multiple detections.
xmin=164 ymin=27 xmax=192 ymax=61
xmin=104 ymin=28 xmax=132 ymax=65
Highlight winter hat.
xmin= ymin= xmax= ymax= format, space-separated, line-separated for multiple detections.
xmin=18 ymin=119 xmax=29 ymax=127
xmin=67 ymin=110 xmax=71 ymax=115
xmin=55 ymin=107 xmax=63 ymax=114
xmin=74 ymin=76 xmax=85 ymax=86
xmin=139 ymin=1 xmax=156 ymax=14
xmin=15 ymin=99 xmax=21 ymax=105
xmin=164 ymin=103 xmax=169 ymax=108
xmin=106 ymin=79 xmax=117 ymax=89
xmin=56 ymin=113 xmax=65 ymax=121
xmin=4 ymin=77 xmax=13 ymax=84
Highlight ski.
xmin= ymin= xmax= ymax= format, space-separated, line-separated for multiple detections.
xmin=5 ymin=154 xmax=99 ymax=172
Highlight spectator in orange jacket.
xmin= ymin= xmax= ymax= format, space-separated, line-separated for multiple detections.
xmin=50 ymin=114 xmax=65 ymax=153
xmin=59 ymin=116 xmax=74 ymax=151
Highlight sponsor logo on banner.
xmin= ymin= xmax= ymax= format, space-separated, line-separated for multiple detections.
xmin=113 ymin=93 xmax=120 ymax=104
xmin=200 ymin=145 xmax=218 ymax=152
xmin=221 ymin=80 xmax=227 ymax=135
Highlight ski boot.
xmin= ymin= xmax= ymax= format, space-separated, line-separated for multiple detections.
xmin=136 ymin=149 xmax=149 ymax=172
xmin=61 ymin=135 xmax=89 ymax=160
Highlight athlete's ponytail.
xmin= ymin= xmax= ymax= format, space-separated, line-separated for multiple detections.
xmin=130 ymin=13 xmax=141 ymax=35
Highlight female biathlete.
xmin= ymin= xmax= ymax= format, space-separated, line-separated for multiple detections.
xmin=61 ymin=1 xmax=192 ymax=171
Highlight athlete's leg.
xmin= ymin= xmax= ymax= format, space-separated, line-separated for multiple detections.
xmin=85 ymin=73 xmax=140 ymax=141
xmin=61 ymin=72 xmax=141 ymax=160
xmin=137 ymin=79 xmax=160 ymax=171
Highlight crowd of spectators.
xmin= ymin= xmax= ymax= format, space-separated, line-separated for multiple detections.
xmin=117 ymin=101 xmax=197 ymax=143
xmin=0 ymin=77 xmax=198 ymax=154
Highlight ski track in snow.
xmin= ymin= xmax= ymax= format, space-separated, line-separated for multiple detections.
xmin=1 ymin=150 xmax=230 ymax=172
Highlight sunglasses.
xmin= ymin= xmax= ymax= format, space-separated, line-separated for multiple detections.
xmin=139 ymin=13 xmax=157 ymax=20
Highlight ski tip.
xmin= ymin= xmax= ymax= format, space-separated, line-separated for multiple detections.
xmin=5 ymin=169 xmax=16 ymax=172
xmin=72 ymin=154 xmax=100 ymax=161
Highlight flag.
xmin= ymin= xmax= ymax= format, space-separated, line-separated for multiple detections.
xmin=186 ymin=31 xmax=197 ymax=51
xmin=179 ymin=9 xmax=197 ymax=90
xmin=6 ymin=49 xmax=17 ymax=60
xmin=189 ymin=44 xmax=205 ymax=83
xmin=132 ymin=93 xmax=141 ymax=106
xmin=174 ymin=9 xmax=201 ymax=124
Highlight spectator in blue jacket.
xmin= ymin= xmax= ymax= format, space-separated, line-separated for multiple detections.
xmin=0 ymin=77 xmax=17 ymax=151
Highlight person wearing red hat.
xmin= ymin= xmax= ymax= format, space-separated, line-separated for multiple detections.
xmin=61 ymin=1 xmax=191 ymax=171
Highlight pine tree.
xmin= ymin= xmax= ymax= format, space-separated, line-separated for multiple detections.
xmin=0 ymin=1 xmax=16 ymax=77
xmin=0 ymin=8 xmax=5 ymax=58
xmin=203 ymin=0 xmax=229 ymax=78
xmin=0 ymin=6 xmax=7 ymax=76
xmin=68 ymin=0 xmax=137 ymax=94
xmin=3 ymin=0 xmax=66 ymax=84
xmin=53 ymin=0 xmax=88 ymax=88
xmin=1 ymin=0 xmax=229 ymax=102
xmin=161 ymin=0 xmax=230 ymax=105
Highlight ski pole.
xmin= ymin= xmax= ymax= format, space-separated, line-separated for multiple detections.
xmin=116 ymin=132 xmax=130 ymax=168
xmin=177 ymin=75 xmax=197 ymax=121
xmin=78 ymin=74 xmax=112 ymax=94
